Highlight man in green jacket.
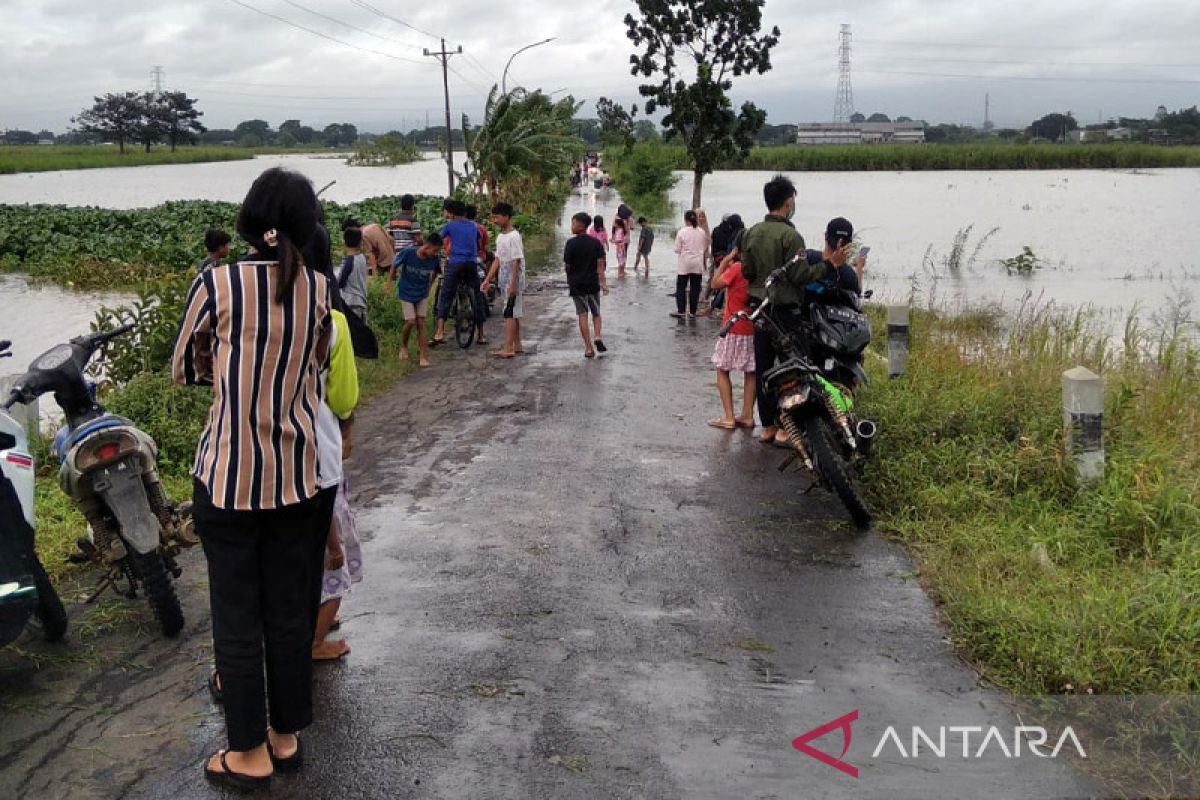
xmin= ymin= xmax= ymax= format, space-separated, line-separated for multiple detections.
xmin=739 ymin=174 xmax=848 ymax=444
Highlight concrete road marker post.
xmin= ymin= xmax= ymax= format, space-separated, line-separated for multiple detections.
xmin=887 ymin=305 xmax=909 ymax=379
xmin=1062 ymin=366 xmax=1104 ymax=485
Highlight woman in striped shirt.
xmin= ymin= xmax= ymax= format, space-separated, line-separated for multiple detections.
xmin=172 ymin=167 xmax=336 ymax=791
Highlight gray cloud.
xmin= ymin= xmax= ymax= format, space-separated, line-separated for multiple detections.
xmin=1 ymin=0 xmax=1197 ymax=133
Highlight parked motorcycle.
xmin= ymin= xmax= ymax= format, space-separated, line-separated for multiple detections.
xmin=721 ymin=265 xmax=877 ymax=528
xmin=3 ymin=326 xmax=196 ymax=638
xmin=0 ymin=339 xmax=68 ymax=645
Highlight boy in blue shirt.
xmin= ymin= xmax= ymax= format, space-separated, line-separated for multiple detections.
xmin=431 ymin=198 xmax=486 ymax=346
xmin=391 ymin=231 xmax=442 ymax=368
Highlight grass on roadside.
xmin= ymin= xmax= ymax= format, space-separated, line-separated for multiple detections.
xmin=860 ymin=301 xmax=1200 ymax=696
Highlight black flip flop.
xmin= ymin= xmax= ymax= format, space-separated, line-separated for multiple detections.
xmin=204 ymin=750 xmax=271 ymax=792
xmin=594 ymin=339 xmax=607 ymax=353
xmin=428 ymin=337 xmax=446 ymax=348
xmin=208 ymin=670 xmax=223 ymax=704
xmin=268 ymin=734 xmax=304 ymax=773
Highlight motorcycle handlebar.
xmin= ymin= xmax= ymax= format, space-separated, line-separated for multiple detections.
xmin=85 ymin=323 xmax=136 ymax=348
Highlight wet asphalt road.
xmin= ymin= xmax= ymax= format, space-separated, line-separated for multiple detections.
xmin=1 ymin=192 xmax=1097 ymax=800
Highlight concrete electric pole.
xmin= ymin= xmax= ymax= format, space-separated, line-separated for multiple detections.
xmin=424 ymin=39 xmax=463 ymax=196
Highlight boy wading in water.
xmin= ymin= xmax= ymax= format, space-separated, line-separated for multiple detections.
xmin=563 ymin=212 xmax=609 ymax=358
xmin=482 ymin=202 xmax=526 ymax=358
xmin=634 ymin=216 xmax=654 ymax=275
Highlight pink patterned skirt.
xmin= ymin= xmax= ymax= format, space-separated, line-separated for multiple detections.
xmin=711 ymin=332 xmax=756 ymax=373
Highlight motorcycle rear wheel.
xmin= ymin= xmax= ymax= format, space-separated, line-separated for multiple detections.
xmin=133 ymin=551 xmax=184 ymax=638
xmin=802 ymin=415 xmax=872 ymax=529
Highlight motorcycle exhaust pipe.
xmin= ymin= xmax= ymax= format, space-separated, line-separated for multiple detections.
xmin=855 ymin=419 xmax=878 ymax=456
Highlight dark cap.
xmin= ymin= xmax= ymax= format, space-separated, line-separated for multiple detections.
xmin=825 ymin=217 xmax=853 ymax=249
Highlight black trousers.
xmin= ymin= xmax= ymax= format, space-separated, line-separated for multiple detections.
xmin=194 ymin=480 xmax=336 ymax=751
xmin=754 ymin=325 xmax=780 ymax=428
xmin=675 ymin=273 xmax=702 ymax=314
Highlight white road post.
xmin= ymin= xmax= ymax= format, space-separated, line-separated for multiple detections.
xmin=1062 ymin=366 xmax=1105 ymax=485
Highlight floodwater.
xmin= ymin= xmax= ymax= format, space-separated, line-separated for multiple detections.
xmin=668 ymin=168 xmax=1200 ymax=322
xmin=5 ymin=156 xmax=1199 ymax=370
xmin=0 ymin=152 xmax=467 ymax=207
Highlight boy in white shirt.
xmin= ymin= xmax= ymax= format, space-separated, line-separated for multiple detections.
xmin=482 ymin=202 xmax=526 ymax=359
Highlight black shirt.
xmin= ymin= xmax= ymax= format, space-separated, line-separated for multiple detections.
xmin=805 ymin=249 xmax=860 ymax=296
xmin=563 ymin=234 xmax=605 ymax=296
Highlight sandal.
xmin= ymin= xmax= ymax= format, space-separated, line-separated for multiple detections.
xmin=707 ymin=419 xmax=737 ymax=431
xmin=584 ymin=351 xmax=595 ymax=359
xmin=208 ymin=670 xmax=223 ymax=704
xmin=204 ymin=750 xmax=271 ymax=792
xmin=734 ymin=418 xmax=755 ymax=429
xmin=428 ymin=337 xmax=446 ymax=347
xmin=268 ymin=732 xmax=304 ymax=773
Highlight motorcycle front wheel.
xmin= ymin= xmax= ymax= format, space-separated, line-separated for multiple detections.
xmin=802 ymin=414 xmax=872 ymax=529
xmin=133 ymin=550 xmax=184 ymax=638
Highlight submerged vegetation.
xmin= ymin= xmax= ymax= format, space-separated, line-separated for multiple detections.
xmin=0 ymin=146 xmax=256 ymax=175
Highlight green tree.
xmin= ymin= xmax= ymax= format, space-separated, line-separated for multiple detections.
xmin=155 ymin=92 xmax=206 ymax=151
xmin=596 ymin=97 xmax=637 ymax=154
xmin=633 ymin=119 xmax=660 ymax=141
xmin=323 ymin=123 xmax=359 ymax=148
xmin=72 ymin=92 xmax=145 ymax=154
xmin=464 ymin=86 xmax=583 ymax=209
xmin=3 ymin=129 xmax=38 ymax=145
xmin=280 ymin=119 xmax=318 ymax=145
xmin=867 ymin=112 xmax=891 ymax=123
xmin=850 ymin=112 xmax=866 ymax=123
xmin=233 ymin=119 xmax=273 ymax=147
xmin=1029 ymin=112 xmax=1077 ymax=141
xmin=625 ymin=0 xmax=779 ymax=208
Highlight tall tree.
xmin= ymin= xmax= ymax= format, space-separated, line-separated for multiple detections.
xmin=155 ymin=91 xmax=206 ymax=151
xmin=72 ymin=92 xmax=145 ymax=154
xmin=596 ymin=97 xmax=637 ymax=154
xmin=234 ymin=119 xmax=273 ymax=147
xmin=625 ymin=0 xmax=778 ymax=208
xmin=1029 ymin=112 xmax=1077 ymax=141
xmin=323 ymin=123 xmax=358 ymax=148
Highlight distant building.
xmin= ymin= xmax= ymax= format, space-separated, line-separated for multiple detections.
xmin=795 ymin=121 xmax=925 ymax=145
xmin=1068 ymin=128 xmax=1132 ymax=144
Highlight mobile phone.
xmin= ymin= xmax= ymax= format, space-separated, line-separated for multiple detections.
xmin=857 ymin=245 xmax=871 ymax=259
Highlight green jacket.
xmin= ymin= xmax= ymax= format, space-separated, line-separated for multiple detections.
xmin=740 ymin=214 xmax=834 ymax=307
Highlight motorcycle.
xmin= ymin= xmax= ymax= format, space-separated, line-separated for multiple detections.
xmin=721 ymin=265 xmax=877 ymax=528
xmin=3 ymin=325 xmax=196 ymax=638
xmin=0 ymin=339 xmax=68 ymax=646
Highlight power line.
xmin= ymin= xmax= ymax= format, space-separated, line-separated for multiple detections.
xmin=858 ymin=68 xmax=1200 ymax=85
xmin=347 ymin=0 xmax=439 ymax=41
xmin=856 ymin=38 xmax=1200 ymax=51
xmin=463 ymin=52 xmax=499 ymax=85
xmin=448 ymin=64 xmax=489 ymax=94
xmin=859 ymin=55 xmax=1200 ymax=69
xmin=224 ymin=0 xmax=428 ymax=65
xmin=278 ymin=0 xmax=423 ymax=50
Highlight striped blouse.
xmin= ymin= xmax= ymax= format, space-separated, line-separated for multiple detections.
xmin=171 ymin=261 xmax=332 ymax=511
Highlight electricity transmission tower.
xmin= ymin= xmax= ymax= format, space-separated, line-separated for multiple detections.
xmin=151 ymin=65 xmax=165 ymax=94
xmin=833 ymin=25 xmax=854 ymax=124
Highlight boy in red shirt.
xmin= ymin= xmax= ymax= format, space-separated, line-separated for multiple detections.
xmin=707 ymin=247 xmax=756 ymax=430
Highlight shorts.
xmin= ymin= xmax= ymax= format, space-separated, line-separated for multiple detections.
xmin=400 ymin=298 xmax=428 ymax=320
xmin=502 ymin=294 xmax=523 ymax=319
xmin=572 ymin=293 xmax=601 ymax=316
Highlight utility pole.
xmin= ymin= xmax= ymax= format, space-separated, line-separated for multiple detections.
xmin=152 ymin=65 xmax=164 ymax=94
xmin=424 ymin=38 xmax=462 ymax=196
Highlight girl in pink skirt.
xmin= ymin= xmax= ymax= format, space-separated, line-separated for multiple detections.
xmin=708 ymin=249 xmax=756 ymax=430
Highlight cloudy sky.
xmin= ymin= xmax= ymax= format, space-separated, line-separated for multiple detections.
xmin=2 ymin=0 xmax=1199 ymax=134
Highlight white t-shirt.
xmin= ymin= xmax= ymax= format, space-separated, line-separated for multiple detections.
xmin=316 ymin=322 xmax=343 ymax=489
xmin=496 ymin=229 xmax=526 ymax=292
xmin=674 ymin=226 xmax=709 ymax=275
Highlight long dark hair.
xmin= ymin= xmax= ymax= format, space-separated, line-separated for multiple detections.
xmin=236 ymin=167 xmax=319 ymax=303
